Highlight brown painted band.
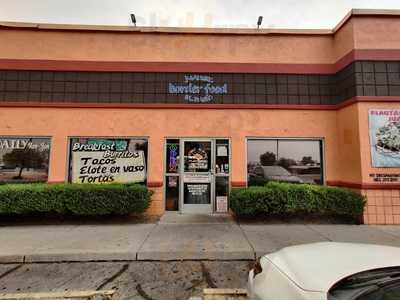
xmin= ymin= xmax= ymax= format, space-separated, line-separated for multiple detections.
xmin=0 ymin=101 xmax=337 ymax=110
xmin=0 ymin=59 xmax=335 ymax=74
xmin=0 ymin=96 xmax=398 ymax=110
xmin=147 ymin=181 xmax=163 ymax=188
xmin=1 ymin=49 xmax=400 ymax=74
xmin=327 ymin=180 xmax=400 ymax=190
xmin=231 ymin=181 xmax=247 ymax=187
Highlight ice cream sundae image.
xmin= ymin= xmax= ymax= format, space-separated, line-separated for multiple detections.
xmin=375 ymin=121 xmax=400 ymax=156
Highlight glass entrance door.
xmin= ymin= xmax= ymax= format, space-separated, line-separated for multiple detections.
xmin=181 ymin=139 xmax=213 ymax=214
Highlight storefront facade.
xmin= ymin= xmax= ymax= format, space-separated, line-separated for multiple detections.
xmin=1 ymin=10 xmax=400 ymax=223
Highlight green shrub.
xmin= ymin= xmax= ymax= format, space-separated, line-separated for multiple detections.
xmin=230 ymin=181 xmax=366 ymax=222
xmin=0 ymin=183 xmax=152 ymax=216
xmin=247 ymin=176 xmax=269 ymax=187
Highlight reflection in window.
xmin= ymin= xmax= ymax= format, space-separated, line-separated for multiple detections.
xmin=0 ymin=137 xmax=51 ymax=183
xmin=247 ymin=139 xmax=323 ymax=186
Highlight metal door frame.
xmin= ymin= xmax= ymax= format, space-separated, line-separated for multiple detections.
xmin=180 ymin=138 xmax=214 ymax=214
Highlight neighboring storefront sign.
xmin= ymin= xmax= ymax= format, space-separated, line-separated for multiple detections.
xmin=0 ymin=137 xmax=51 ymax=182
xmin=168 ymin=74 xmax=228 ymax=103
xmin=70 ymin=139 xmax=146 ymax=184
xmin=369 ymin=109 xmax=400 ymax=167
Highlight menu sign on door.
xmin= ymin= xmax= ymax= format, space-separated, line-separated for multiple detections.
xmin=0 ymin=137 xmax=51 ymax=183
xmin=184 ymin=183 xmax=211 ymax=204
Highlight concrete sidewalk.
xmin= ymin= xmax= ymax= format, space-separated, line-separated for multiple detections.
xmin=1 ymin=213 xmax=400 ymax=263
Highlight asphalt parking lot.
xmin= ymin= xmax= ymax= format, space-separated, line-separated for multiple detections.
xmin=0 ymin=261 xmax=251 ymax=300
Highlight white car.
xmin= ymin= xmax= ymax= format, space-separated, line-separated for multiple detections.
xmin=248 ymin=242 xmax=400 ymax=300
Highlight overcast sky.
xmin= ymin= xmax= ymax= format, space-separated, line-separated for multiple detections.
xmin=1 ymin=0 xmax=400 ymax=29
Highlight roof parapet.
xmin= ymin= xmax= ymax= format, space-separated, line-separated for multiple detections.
xmin=0 ymin=9 xmax=400 ymax=35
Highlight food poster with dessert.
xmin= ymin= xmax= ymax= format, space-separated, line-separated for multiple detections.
xmin=369 ymin=109 xmax=400 ymax=167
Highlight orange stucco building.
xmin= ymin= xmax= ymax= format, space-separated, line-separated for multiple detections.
xmin=1 ymin=9 xmax=400 ymax=223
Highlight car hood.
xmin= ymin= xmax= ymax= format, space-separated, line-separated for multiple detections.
xmin=264 ymin=242 xmax=400 ymax=293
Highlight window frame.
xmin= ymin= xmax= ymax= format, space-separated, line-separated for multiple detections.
xmin=245 ymin=137 xmax=326 ymax=187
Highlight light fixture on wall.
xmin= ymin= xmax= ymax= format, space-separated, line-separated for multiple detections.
xmin=131 ymin=14 xmax=137 ymax=26
xmin=257 ymin=16 xmax=263 ymax=29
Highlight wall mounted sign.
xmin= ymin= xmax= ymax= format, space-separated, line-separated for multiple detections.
xmin=70 ymin=139 xmax=146 ymax=184
xmin=369 ymin=109 xmax=400 ymax=167
xmin=0 ymin=137 xmax=51 ymax=183
xmin=168 ymin=74 xmax=228 ymax=103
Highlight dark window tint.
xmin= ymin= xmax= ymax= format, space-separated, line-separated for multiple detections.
xmin=215 ymin=139 xmax=229 ymax=174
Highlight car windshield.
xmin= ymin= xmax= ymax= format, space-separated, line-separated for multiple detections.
xmin=328 ymin=267 xmax=400 ymax=300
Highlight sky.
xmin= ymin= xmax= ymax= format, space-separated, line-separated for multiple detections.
xmin=1 ymin=0 xmax=400 ymax=29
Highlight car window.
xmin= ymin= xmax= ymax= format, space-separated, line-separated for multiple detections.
xmin=357 ymin=282 xmax=400 ymax=300
xmin=328 ymin=268 xmax=400 ymax=300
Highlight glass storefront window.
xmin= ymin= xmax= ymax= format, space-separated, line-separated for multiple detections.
xmin=215 ymin=139 xmax=230 ymax=174
xmin=277 ymin=140 xmax=323 ymax=184
xmin=247 ymin=139 xmax=323 ymax=186
xmin=0 ymin=137 xmax=51 ymax=183
xmin=215 ymin=176 xmax=229 ymax=212
xmin=183 ymin=141 xmax=211 ymax=173
xmin=165 ymin=139 xmax=180 ymax=211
